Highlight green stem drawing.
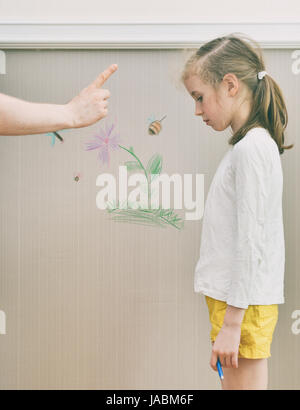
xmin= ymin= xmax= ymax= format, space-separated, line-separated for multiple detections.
xmin=118 ymin=144 xmax=151 ymax=208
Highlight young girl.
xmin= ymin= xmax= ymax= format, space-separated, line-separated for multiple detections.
xmin=181 ymin=33 xmax=294 ymax=390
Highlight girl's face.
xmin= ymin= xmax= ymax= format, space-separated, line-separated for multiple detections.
xmin=184 ymin=74 xmax=234 ymax=131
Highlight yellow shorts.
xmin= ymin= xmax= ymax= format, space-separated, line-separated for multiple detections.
xmin=205 ymin=295 xmax=278 ymax=359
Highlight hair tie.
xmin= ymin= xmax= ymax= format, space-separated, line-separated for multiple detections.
xmin=258 ymin=71 xmax=267 ymax=80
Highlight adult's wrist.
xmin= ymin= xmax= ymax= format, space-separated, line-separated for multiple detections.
xmin=62 ymin=103 xmax=77 ymax=129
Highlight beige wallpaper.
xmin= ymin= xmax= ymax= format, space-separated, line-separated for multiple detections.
xmin=0 ymin=48 xmax=299 ymax=389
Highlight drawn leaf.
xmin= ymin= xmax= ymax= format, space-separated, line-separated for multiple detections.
xmin=124 ymin=160 xmax=143 ymax=172
xmin=146 ymin=154 xmax=163 ymax=176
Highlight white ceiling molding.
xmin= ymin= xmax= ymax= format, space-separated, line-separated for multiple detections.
xmin=0 ymin=22 xmax=299 ymax=49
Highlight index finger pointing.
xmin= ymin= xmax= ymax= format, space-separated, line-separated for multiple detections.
xmin=92 ymin=64 xmax=118 ymax=88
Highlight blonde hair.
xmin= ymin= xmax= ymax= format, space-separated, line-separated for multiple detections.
xmin=181 ymin=33 xmax=294 ymax=155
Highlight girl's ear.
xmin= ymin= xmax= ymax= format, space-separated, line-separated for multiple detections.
xmin=223 ymin=73 xmax=239 ymax=97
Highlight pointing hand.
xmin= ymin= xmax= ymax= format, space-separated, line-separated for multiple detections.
xmin=66 ymin=64 xmax=118 ymax=128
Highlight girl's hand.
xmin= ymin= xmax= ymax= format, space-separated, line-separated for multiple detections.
xmin=210 ymin=323 xmax=241 ymax=370
xmin=66 ymin=64 xmax=118 ymax=128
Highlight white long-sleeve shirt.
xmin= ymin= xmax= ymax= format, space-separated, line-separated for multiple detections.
xmin=194 ymin=127 xmax=285 ymax=309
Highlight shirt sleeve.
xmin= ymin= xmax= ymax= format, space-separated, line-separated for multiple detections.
xmin=227 ymin=136 xmax=270 ymax=309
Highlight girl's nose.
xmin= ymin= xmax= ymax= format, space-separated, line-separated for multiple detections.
xmin=195 ymin=102 xmax=203 ymax=116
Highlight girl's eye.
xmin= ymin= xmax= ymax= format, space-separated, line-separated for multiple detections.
xmin=197 ymin=96 xmax=203 ymax=102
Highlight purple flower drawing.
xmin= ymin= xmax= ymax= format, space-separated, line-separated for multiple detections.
xmin=85 ymin=122 xmax=121 ymax=166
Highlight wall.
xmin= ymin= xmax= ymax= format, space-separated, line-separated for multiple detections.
xmin=0 ymin=0 xmax=300 ymax=23
xmin=0 ymin=45 xmax=299 ymax=390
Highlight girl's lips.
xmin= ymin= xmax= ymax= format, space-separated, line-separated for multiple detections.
xmin=204 ymin=120 xmax=209 ymax=124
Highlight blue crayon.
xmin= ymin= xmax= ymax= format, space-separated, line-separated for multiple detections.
xmin=217 ymin=358 xmax=224 ymax=380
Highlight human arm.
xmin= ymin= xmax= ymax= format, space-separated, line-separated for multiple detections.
xmin=210 ymin=305 xmax=245 ymax=370
xmin=0 ymin=64 xmax=118 ymax=136
xmin=227 ymin=134 xmax=270 ymax=309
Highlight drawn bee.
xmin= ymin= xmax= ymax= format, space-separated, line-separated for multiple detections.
xmin=147 ymin=115 xmax=167 ymax=135
xmin=73 ymin=172 xmax=82 ymax=182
